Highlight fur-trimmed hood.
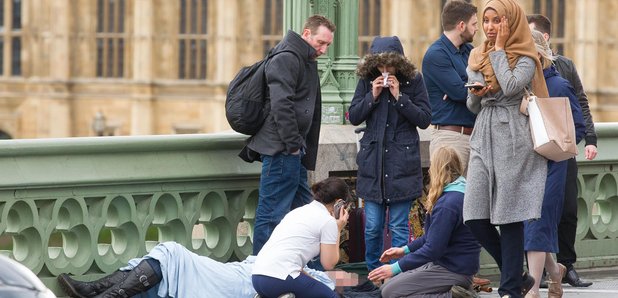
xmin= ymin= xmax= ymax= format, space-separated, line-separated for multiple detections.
xmin=356 ymin=36 xmax=417 ymax=79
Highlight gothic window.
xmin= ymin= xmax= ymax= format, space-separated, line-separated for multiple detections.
xmin=0 ymin=0 xmax=22 ymax=76
xmin=358 ymin=0 xmax=381 ymax=57
xmin=533 ymin=0 xmax=566 ymax=55
xmin=262 ymin=0 xmax=283 ymax=57
xmin=96 ymin=0 xmax=126 ymax=78
xmin=178 ymin=0 xmax=208 ymax=80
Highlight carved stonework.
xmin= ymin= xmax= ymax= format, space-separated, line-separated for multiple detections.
xmin=0 ymin=0 xmax=610 ymax=139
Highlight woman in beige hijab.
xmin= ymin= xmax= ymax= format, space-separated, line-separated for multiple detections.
xmin=462 ymin=0 xmax=548 ymax=297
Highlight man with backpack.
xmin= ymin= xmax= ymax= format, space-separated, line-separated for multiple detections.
xmin=242 ymin=15 xmax=336 ymax=255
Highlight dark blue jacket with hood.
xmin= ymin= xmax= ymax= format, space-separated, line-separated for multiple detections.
xmin=348 ymin=36 xmax=431 ymax=204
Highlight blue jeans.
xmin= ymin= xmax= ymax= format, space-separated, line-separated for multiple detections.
xmin=252 ymin=153 xmax=313 ymax=255
xmin=364 ymin=200 xmax=412 ymax=271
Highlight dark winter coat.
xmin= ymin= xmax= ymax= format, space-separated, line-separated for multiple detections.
xmin=348 ymin=36 xmax=431 ymax=204
xmin=245 ymin=30 xmax=322 ymax=170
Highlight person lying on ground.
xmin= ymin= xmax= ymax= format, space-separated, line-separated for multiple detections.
xmin=57 ymin=241 xmax=334 ymax=298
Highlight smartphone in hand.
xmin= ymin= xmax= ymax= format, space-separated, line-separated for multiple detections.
xmin=465 ymin=83 xmax=486 ymax=90
xmin=334 ymin=200 xmax=348 ymax=219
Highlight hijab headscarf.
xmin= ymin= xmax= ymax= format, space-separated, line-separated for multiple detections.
xmin=469 ymin=0 xmax=549 ymax=97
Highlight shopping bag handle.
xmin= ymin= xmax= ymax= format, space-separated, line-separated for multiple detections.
xmin=519 ymin=87 xmax=535 ymax=116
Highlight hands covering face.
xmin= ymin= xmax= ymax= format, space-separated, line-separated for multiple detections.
xmin=372 ymin=74 xmax=401 ymax=101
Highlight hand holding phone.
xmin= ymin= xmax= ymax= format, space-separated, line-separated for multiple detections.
xmin=465 ymin=83 xmax=486 ymax=90
xmin=334 ymin=199 xmax=348 ymax=219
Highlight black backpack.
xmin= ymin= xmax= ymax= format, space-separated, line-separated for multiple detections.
xmin=225 ymin=50 xmax=295 ymax=135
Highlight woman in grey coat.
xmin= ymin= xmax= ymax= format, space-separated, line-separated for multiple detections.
xmin=462 ymin=0 xmax=548 ymax=297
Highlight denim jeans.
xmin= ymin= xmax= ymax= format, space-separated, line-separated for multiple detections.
xmin=252 ymin=152 xmax=313 ymax=255
xmin=364 ymin=200 xmax=412 ymax=271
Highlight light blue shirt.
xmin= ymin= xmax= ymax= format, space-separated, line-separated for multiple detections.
xmin=123 ymin=242 xmax=334 ymax=298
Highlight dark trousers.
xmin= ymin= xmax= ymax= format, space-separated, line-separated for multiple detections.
xmin=557 ymin=158 xmax=578 ymax=269
xmin=252 ymin=274 xmax=338 ymax=298
xmin=467 ymin=219 xmax=524 ymax=298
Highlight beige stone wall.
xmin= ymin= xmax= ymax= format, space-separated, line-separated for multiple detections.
xmin=592 ymin=0 xmax=618 ymax=121
xmin=0 ymin=0 xmax=615 ymax=139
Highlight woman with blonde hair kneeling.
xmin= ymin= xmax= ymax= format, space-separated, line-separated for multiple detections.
xmin=368 ymin=146 xmax=481 ymax=297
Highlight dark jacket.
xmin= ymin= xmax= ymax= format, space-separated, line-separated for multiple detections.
xmin=246 ymin=30 xmax=322 ymax=170
xmin=553 ymin=55 xmax=596 ymax=146
xmin=348 ymin=36 xmax=431 ymax=204
xmin=400 ymin=191 xmax=481 ymax=275
xmin=422 ymin=34 xmax=476 ymax=127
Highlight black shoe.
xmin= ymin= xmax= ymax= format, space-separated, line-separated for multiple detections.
xmin=94 ymin=260 xmax=162 ymax=298
xmin=521 ymin=271 xmax=535 ymax=296
xmin=562 ymin=267 xmax=593 ymax=287
xmin=58 ymin=271 xmax=129 ymax=298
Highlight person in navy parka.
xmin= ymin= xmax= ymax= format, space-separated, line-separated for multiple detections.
xmin=523 ymin=29 xmax=587 ymax=298
xmin=348 ymin=36 xmax=431 ymax=271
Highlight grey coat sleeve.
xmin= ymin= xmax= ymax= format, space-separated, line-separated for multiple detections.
xmin=554 ymin=55 xmax=597 ymax=146
xmin=489 ymin=50 xmax=535 ymax=97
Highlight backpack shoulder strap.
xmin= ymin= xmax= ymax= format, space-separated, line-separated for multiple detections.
xmin=266 ymin=49 xmax=302 ymax=67
xmin=264 ymin=49 xmax=305 ymax=85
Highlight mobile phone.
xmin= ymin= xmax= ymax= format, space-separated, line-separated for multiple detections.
xmin=465 ymin=83 xmax=486 ymax=90
xmin=334 ymin=200 xmax=348 ymax=219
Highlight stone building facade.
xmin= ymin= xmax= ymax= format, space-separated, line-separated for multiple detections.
xmin=0 ymin=0 xmax=612 ymax=139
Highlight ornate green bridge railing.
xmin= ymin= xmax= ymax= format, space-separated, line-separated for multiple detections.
xmin=1 ymin=124 xmax=618 ymax=295
xmin=0 ymin=133 xmax=261 ymax=295
xmin=570 ymin=123 xmax=618 ymax=269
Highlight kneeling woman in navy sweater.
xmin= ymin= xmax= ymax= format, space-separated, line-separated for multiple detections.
xmin=368 ymin=146 xmax=481 ymax=297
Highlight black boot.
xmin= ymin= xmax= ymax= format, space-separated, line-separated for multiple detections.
xmin=94 ymin=260 xmax=162 ymax=298
xmin=58 ymin=270 xmax=129 ymax=298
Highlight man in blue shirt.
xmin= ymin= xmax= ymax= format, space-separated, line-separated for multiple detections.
xmin=422 ymin=0 xmax=478 ymax=173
